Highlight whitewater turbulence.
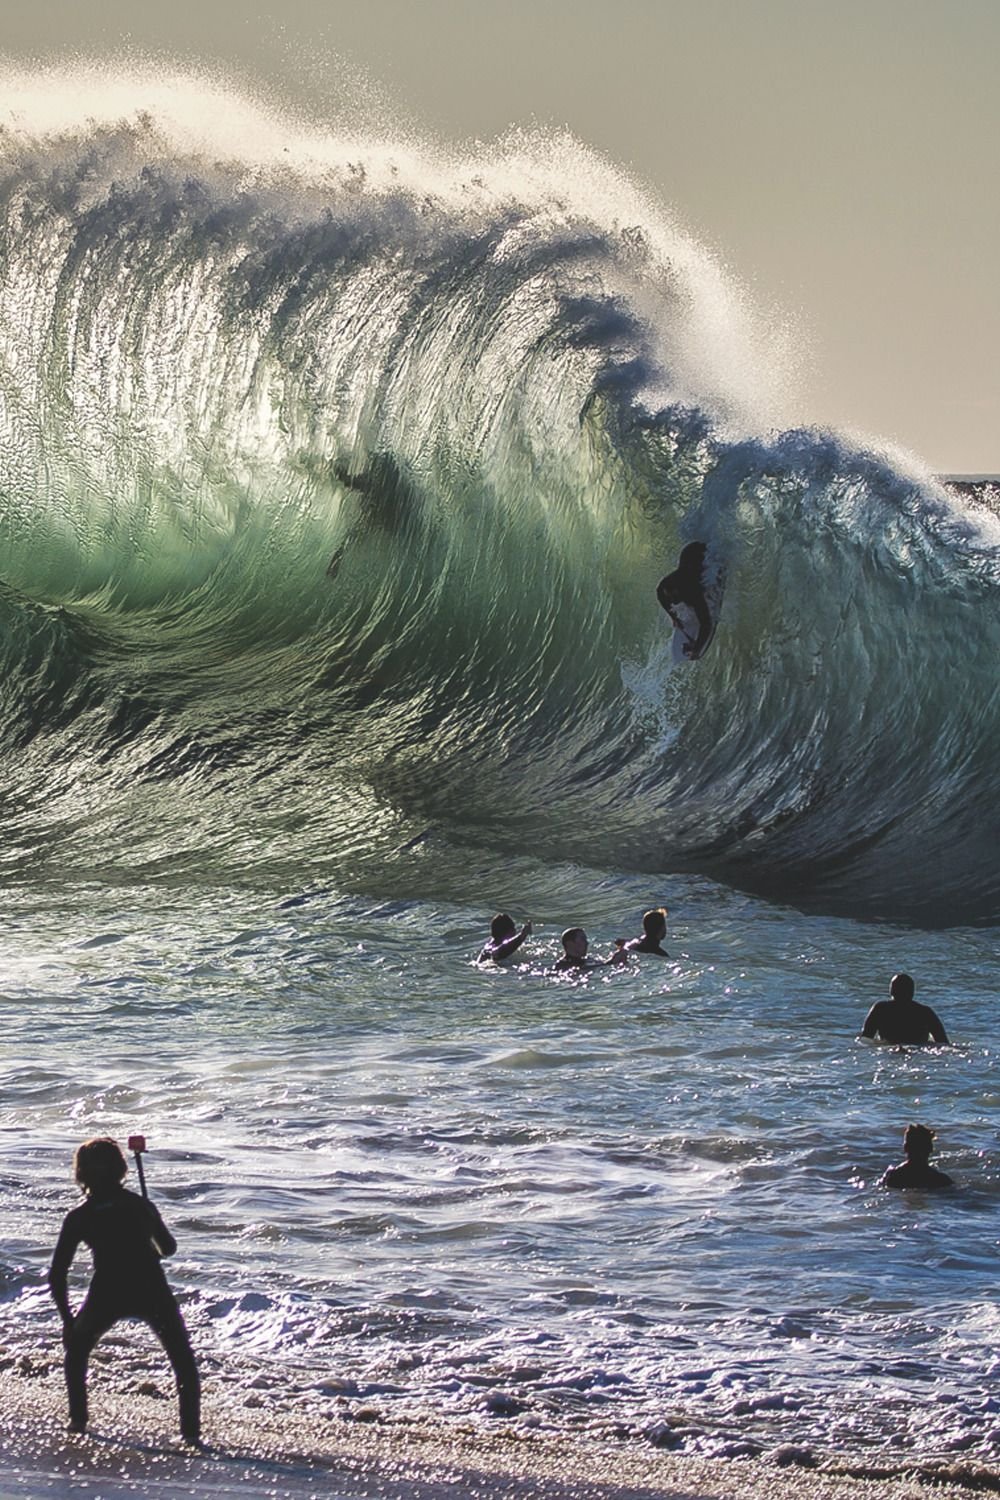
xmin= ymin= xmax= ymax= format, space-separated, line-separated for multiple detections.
xmin=0 ymin=68 xmax=997 ymax=925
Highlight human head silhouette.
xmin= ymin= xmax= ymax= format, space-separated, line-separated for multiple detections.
xmin=902 ymin=1124 xmax=935 ymax=1162
xmin=74 ymin=1138 xmax=127 ymax=1195
xmin=642 ymin=908 xmax=667 ymax=940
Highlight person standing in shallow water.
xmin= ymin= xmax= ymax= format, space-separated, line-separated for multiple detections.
xmin=860 ymin=973 xmax=950 ymax=1045
xmin=48 ymin=1137 xmax=201 ymax=1445
xmin=881 ymin=1124 xmax=954 ymax=1190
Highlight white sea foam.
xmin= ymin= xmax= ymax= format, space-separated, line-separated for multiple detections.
xmin=0 ymin=873 xmax=997 ymax=1463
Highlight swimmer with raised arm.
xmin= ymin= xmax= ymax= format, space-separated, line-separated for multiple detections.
xmin=860 ymin=973 xmax=950 ymax=1046
xmin=478 ymin=913 xmax=532 ymax=964
xmin=881 ymin=1124 xmax=954 ymax=1190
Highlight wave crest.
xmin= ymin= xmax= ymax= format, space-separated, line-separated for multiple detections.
xmin=0 ymin=70 xmax=997 ymax=925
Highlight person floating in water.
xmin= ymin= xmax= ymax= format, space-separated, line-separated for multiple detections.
xmin=478 ymin=913 xmax=532 ymax=963
xmin=860 ymin=973 xmax=950 ymax=1046
xmin=657 ymin=541 xmax=713 ymax=659
xmin=554 ymin=928 xmax=630 ymax=972
xmin=621 ymin=907 xmax=670 ymax=957
xmin=48 ymin=1137 xmax=201 ymax=1445
xmin=881 ymin=1124 xmax=954 ymax=1190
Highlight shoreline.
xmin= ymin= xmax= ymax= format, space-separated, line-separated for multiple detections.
xmin=1 ymin=1369 xmax=997 ymax=1500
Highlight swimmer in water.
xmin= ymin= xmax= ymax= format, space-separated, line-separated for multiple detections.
xmin=656 ymin=542 xmax=712 ymax=659
xmin=48 ymin=1137 xmax=201 ymax=1445
xmin=881 ymin=1124 xmax=954 ymax=1190
xmin=860 ymin=973 xmax=950 ymax=1046
xmin=621 ymin=907 xmax=670 ymax=957
xmin=553 ymin=928 xmax=630 ymax=972
xmin=478 ymin=913 xmax=532 ymax=963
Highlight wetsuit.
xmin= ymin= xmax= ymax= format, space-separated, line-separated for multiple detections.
xmin=882 ymin=1161 xmax=953 ymax=1189
xmin=628 ymin=937 xmax=669 ymax=956
xmin=478 ymin=926 xmax=530 ymax=963
xmin=49 ymin=1187 xmax=200 ymax=1441
xmin=860 ymin=1000 xmax=949 ymax=1045
xmin=657 ymin=541 xmax=713 ymax=658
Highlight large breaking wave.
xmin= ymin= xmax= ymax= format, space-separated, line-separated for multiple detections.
xmin=1 ymin=67 xmax=997 ymax=925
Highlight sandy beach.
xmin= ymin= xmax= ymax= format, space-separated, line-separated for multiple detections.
xmin=1 ymin=1364 xmax=997 ymax=1500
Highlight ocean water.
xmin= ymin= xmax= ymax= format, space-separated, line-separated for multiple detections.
xmin=1 ymin=68 xmax=999 ymax=1467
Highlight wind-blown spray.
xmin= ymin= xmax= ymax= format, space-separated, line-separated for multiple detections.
xmin=0 ymin=68 xmax=997 ymax=923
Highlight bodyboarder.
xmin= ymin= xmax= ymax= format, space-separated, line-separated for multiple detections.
xmin=657 ymin=541 xmax=714 ymax=659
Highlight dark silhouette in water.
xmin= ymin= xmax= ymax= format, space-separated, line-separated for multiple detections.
xmin=860 ymin=973 xmax=950 ymax=1045
xmin=553 ymin=927 xmax=630 ymax=972
xmin=478 ymin=912 xmax=532 ymax=963
xmin=326 ymin=453 xmax=416 ymax=579
xmin=881 ymin=1123 xmax=954 ymax=1190
xmin=621 ymin=907 xmax=670 ymax=957
xmin=48 ymin=1137 xmax=201 ymax=1444
xmin=656 ymin=541 xmax=714 ymax=659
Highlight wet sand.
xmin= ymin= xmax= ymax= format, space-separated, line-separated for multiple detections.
xmin=1 ymin=1366 xmax=996 ymax=1500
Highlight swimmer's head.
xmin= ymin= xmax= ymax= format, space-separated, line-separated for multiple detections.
xmin=560 ymin=927 xmax=588 ymax=958
xmin=903 ymin=1123 xmax=935 ymax=1162
xmin=642 ymin=907 xmax=667 ymax=940
xmin=74 ymin=1137 xmax=128 ymax=1195
xmin=490 ymin=913 xmax=516 ymax=941
xmin=678 ymin=542 xmax=706 ymax=574
xmin=890 ymin=972 xmax=915 ymax=1003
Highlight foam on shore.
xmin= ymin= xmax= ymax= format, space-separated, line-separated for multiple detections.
xmin=0 ymin=1366 xmax=995 ymax=1500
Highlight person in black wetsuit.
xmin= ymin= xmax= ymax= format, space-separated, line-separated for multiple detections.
xmin=860 ymin=973 xmax=950 ymax=1046
xmin=881 ymin=1124 xmax=954 ymax=1190
xmin=553 ymin=928 xmax=630 ymax=972
xmin=478 ymin=913 xmax=532 ymax=964
xmin=656 ymin=541 xmax=713 ymax=658
xmin=48 ymin=1137 xmax=201 ymax=1445
xmin=622 ymin=907 xmax=670 ymax=957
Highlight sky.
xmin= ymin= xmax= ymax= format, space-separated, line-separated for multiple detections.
xmin=4 ymin=0 xmax=998 ymax=474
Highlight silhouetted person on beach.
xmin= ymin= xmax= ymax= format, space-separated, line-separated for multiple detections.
xmin=860 ymin=973 xmax=950 ymax=1046
xmin=622 ymin=907 xmax=670 ymax=957
xmin=657 ymin=542 xmax=713 ymax=659
xmin=478 ymin=913 xmax=532 ymax=963
xmin=49 ymin=1137 xmax=200 ymax=1445
xmin=881 ymin=1124 xmax=954 ymax=1190
xmin=554 ymin=928 xmax=630 ymax=972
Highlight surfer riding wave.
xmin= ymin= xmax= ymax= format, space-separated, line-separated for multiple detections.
xmin=657 ymin=541 xmax=718 ymax=660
